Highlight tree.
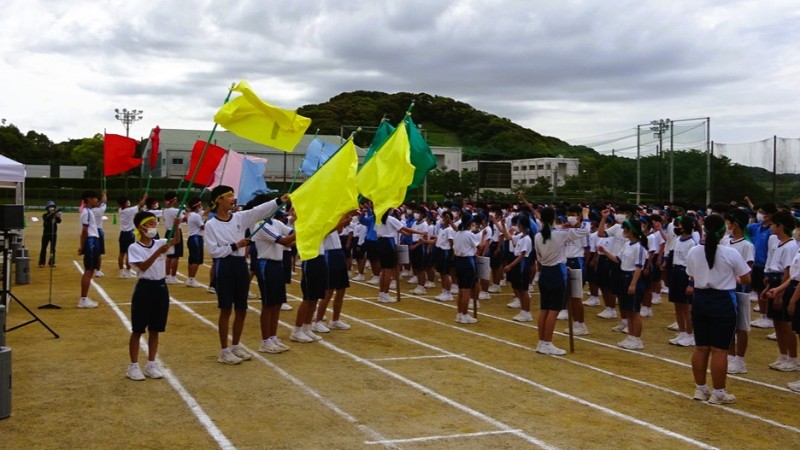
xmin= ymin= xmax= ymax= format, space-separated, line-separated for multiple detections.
xmin=71 ymin=134 xmax=104 ymax=177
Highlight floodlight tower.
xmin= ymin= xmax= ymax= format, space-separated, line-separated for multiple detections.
xmin=114 ymin=108 xmax=143 ymax=137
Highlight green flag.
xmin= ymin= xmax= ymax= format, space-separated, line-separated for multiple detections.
xmin=362 ymin=120 xmax=395 ymax=165
xmin=405 ymin=115 xmax=437 ymax=189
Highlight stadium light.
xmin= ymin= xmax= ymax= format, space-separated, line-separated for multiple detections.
xmin=114 ymin=108 xmax=143 ymax=137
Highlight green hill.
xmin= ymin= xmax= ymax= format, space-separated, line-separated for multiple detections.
xmin=298 ymin=91 xmax=595 ymax=160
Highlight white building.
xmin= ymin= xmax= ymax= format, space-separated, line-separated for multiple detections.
xmin=25 ymin=165 xmax=86 ymax=178
xmin=510 ymin=156 xmax=579 ymax=187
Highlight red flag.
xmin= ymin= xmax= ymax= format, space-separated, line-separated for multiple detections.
xmin=147 ymin=126 xmax=161 ymax=171
xmin=184 ymin=140 xmax=227 ymax=186
xmin=103 ymin=134 xmax=141 ymax=176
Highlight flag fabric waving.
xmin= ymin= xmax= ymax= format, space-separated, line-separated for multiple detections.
xmin=213 ymin=80 xmax=312 ymax=152
xmin=184 ymin=140 xmax=227 ymax=186
xmin=300 ymin=138 xmax=339 ymax=176
xmin=210 ymin=149 xmax=274 ymax=205
xmin=103 ymin=134 xmax=141 ymax=176
xmin=405 ymin=116 xmax=437 ymax=189
xmin=362 ymin=120 xmax=395 ymax=166
xmin=355 ymin=124 xmax=414 ymax=221
xmin=145 ymin=126 xmax=161 ymax=172
xmin=290 ymin=139 xmax=359 ymax=260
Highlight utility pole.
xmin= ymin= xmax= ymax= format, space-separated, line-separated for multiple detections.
xmin=649 ymin=119 xmax=670 ymax=205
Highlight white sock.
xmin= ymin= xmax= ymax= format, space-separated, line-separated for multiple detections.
xmin=294 ymin=326 xmax=303 ymax=334
xmin=129 ymin=362 xmax=139 ymax=368
xmin=696 ymin=384 xmax=709 ymax=393
xmin=713 ymin=388 xmax=726 ymax=397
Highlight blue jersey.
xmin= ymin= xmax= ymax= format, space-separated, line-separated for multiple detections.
xmin=747 ymin=222 xmax=771 ymax=267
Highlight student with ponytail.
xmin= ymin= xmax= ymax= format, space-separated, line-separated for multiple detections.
xmin=668 ymin=215 xmax=699 ymax=347
xmin=599 ymin=215 xmax=649 ymax=350
xmin=534 ymin=206 xmax=590 ymax=355
xmin=452 ymin=210 xmax=487 ymax=324
xmin=686 ymin=214 xmax=751 ymax=404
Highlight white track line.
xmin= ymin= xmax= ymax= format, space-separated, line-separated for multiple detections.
xmin=370 ymin=355 xmax=462 ymax=362
xmin=365 ymin=429 xmax=523 ymax=446
xmin=339 ymin=292 xmax=800 ymax=435
xmin=349 ymin=278 xmax=795 ymax=393
xmin=73 ymin=261 xmax=235 ymax=450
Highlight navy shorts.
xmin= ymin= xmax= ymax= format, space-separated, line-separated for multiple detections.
xmin=434 ymin=247 xmax=452 ymax=274
xmin=364 ymin=239 xmax=379 ymax=261
xmin=596 ymin=255 xmax=614 ymax=290
xmin=339 ymin=235 xmax=352 ymax=259
xmin=668 ymin=265 xmax=692 ymax=304
xmin=352 ymin=244 xmax=365 ymax=260
xmin=98 ymin=228 xmax=106 ymax=255
xmin=326 ymin=248 xmax=350 ymax=290
xmin=488 ymin=242 xmax=503 ymax=269
xmin=82 ymin=236 xmax=101 ymax=270
xmin=187 ymin=235 xmax=204 ymax=265
xmin=301 ymin=255 xmax=328 ymax=301
xmin=454 ymin=256 xmax=477 ymax=290
xmin=751 ymin=266 xmax=765 ymax=292
xmin=249 ymin=244 xmax=259 ymax=273
xmin=585 ymin=256 xmax=598 ymax=284
xmin=618 ymin=270 xmax=645 ymax=313
xmin=692 ymin=288 xmax=737 ymax=349
xmin=167 ymin=238 xmax=184 ymax=259
xmin=255 ymin=259 xmax=287 ymax=306
xmin=410 ymin=244 xmax=425 ymax=271
xmin=282 ymin=250 xmax=293 ymax=284
xmin=119 ymin=230 xmax=135 ymax=254
xmin=131 ymin=279 xmax=170 ymax=333
xmin=539 ymin=264 xmax=567 ymax=311
xmin=770 ymin=280 xmax=796 ymax=322
xmin=214 ymin=256 xmax=250 ymax=310
xmin=765 ymin=272 xmax=786 ymax=320
xmin=508 ymin=258 xmax=531 ymax=291
xmin=376 ymin=237 xmax=397 ymax=269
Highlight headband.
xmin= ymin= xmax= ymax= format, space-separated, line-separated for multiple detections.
xmin=133 ymin=216 xmax=157 ymax=239
xmin=214 ymin=190 xmax=234 ymax=206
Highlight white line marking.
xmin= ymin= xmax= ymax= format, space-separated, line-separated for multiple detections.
xmin=365 ymin=429 xmax=523 ymax=445
xmin=73 ymin=261 xmax=236 ymax=450
xmin=370 ymin=355 xmax=462 ymax=362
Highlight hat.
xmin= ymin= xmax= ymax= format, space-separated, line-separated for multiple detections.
xmin=46 ymin=200 xmax=55 ymax=208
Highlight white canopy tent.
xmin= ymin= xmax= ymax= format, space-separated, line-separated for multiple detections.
xmin=0 ymin=154 xmax=25 ymax=204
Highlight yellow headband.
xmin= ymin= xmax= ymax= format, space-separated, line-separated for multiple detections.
xmin=214 ymin=190 xmax=234 ymax=206
xmin=134 ymin=216 xmax=158 ymax=240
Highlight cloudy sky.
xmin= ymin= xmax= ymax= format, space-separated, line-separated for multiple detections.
xmin=1 ymin=0 xmax=798 ymax=153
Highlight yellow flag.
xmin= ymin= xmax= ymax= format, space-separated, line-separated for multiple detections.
xmin=355 ymin=124 xmax=414 ymax=221
xmin=213 ymin=80 xmax=311 ymax=152
xmin=290 ymin=140 xmax=359 ymax=260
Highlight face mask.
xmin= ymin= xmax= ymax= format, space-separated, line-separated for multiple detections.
xmin=501 ymin=209 xmax=507 ymax=215
xmin=756 ymin=213 xmax=765 ymax=222
xmin=470 ymin=224 xmax=479 ymax=233
xmin=413 ymin=213 xmax=421 ymax=220
xmin=567 ymin=216 xmax=578 ymax=226
xmin=153 ymin=204 xmax=160 ymax=210
xmin=144 ymin=228 xmax=158 ymax=238
xmin=614 ymin=214 xmax=627 ymax=224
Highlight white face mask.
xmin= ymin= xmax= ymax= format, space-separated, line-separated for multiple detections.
xmin=567 ymin=216 xmax=578 ymax=226
xmin=413 ymin=213 xmax=421 ymax=220
xmin=614 ymin=214 xmax=627 ymax=224
xmin=144 ymin=228 xmax=158 ymax=238
xmin=501 ymin=209 xmax=507 ymax=215
xmin=756 ymin=213 xmax=765 ymax=222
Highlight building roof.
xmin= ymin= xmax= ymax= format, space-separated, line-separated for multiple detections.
xmin=158 ymin=129 xmax=361 ymax=155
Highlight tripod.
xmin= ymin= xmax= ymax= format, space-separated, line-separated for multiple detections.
xmin=39 ymin=211 xmax=61 ymax=309
xmin=1 ymin=231 xmax=59 ymax=339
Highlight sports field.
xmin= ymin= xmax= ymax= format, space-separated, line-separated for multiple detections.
xmin=2 ymin=213 xmax=799 ymax=449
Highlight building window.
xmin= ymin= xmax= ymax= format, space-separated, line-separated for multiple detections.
xmin=537 ymin=164 xmax=544 ymax=170
xmin=172 ymin=158 xmax=183 ymax=165
xmin=513 ymin=166 xmax=519 ymax=171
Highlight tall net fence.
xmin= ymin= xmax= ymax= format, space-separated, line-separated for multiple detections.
xmin=713 ymin=138 xmax=800 ymax=175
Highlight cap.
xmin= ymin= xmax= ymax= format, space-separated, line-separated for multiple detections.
xmin=46 ymin=200 xmax=55 ymax=208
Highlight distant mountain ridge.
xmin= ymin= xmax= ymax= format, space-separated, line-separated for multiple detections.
xmin=298 ymin=91 xmax=595 ymax=160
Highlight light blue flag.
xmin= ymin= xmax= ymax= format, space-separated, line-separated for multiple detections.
xmin=238 ymin=158 xmax=275 ymax=205
xmin=300 ymin=138 xmax=339 ymax=176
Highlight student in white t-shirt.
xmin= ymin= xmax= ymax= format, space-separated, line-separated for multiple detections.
xmin=117 ymin=193 xmax=147 ymax=279
xmin=722 ymin=208 xmax=755 ymax=374
xmin=77 ymin=191 xmax=102 ymax=309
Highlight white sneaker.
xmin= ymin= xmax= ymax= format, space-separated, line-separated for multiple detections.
xmin=618 ymin=336 xmax=644 ymax=350
xmin=788 ymin=380 xmax=800 ymax=392
xmin=775 ymin=360 xmax=800 ymax=372
xmin=669 ymin=334 xmax=683 ymax=345
xmin=667 ymin=321 xmax=680 ymax=331
xmin=752 ymin=317 xmax=773 ymax=328
xmin=143 ymin=363 xmax=164 ymax=379
xmin=597 ymin=308 xmax=617 ymax=319
xmin=538 ymin=342 xmax=567 ymax=356
xmin=377 ymin=293 xmax=397 ymax=303
xmin=367 ymin=276 xmax=380 ymax=285
xmin=172 ymin=276 xmax=184 ymax=285
xmin=290 ymin=330 xmax=313 ymax=343
xmin=311 ymin=321 xmax=330 ymax=333
xmin=507 ymin=297 xmax=521 ymax=309
xmin=424 ymin=281 xmax=436 ymax=288
xmin=400 ymin=269 xmax=411 ymax=277
xmin=640 ymin=306 xmax=652 ymax=317
xmin=217 ymin=350 xmax=242 ymax=365
xmin=571 ymin=322 xmax=590 ymax=336
xmin=478 ymin=291 xmax=490 ymax=300
xmin=280 ymin=303 xmax=293 ymax=311
xmin=95 ymin=270 xmax=105 ymax=278
xmin=693 ymin=387 xmax=710 ymax=401
xmin=708 ymin=391 xmax=736 ymax=405
xmin=186 ymin=278 xmax=203 ymax=288
xmin=583 ymin=296 xmax=601 ymax=306
xmin=119 ymin=269 xmax=131 ymax=279
xmin=472 ymin=300 xmax=481 ymax=309
xmin=676 ymin=334 xmax=695 ymax=347
xmin=328 ymin=320 xmax=351 ymax=330
xmin=769 ymin=356 xmax=788 ymax=369
xmin=304 ymin=329 xmax=323 ymax=342
xmin=556 ymin=310 xmax=568 ymax=320
xmin=77 ymin=298 xmax=98 ymax=309
xmin=499 ymin=279 xmax=507 ymax=287
xmin=450 ymin=285 xmax=460 ymax=294
xmin=126 ymin=363 xmax=145 ymax=381
xmin=389 ymin=280 xmax=397 ymax=290
xmin=231 ymin=346 xmax=252 ymax=361
xmin=258 ymin=340 xmax=284 ymax=354
xmin=488 ymin=284 xmax=502 ymax=293
xmin=434 ymin=292 xmax=453 ymax=302
xmin=410 ymin=285 xmax=427 ymax=295
xmin=273 ymin=338 xmax=290 ymax=351
xmin=513 ymin=311 xmax=533 ymax=322
xmin=727 ymin=359 xmax=748 ymax=374
xmin=352 ymin=274 xmax=365 ymax=281
xmin=127 ymin=269 xmax=138 ymax=277
xmin=660 ymin=286 xmax=669 ymax=294
xmin=207 ymin=286 xmax=216 ymax=294
xmin=651 ymin=294 xmax=662 ymax=305
xmin=767 ymin=332 xmax=777 ymax=341
xmin=749 ymin=291 xmax=758 ymax=302
xmin=459 ymin=314 xmax=477 ymax=324
xmin=165 ymin=276 xmax=178 ymax=285
xmin=753 ymin=305 xmax=761 ymax=312
xmin=407 ymin=276 xmax=418 ymax=285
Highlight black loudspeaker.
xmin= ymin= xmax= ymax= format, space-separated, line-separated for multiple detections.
xmin=0 ymin=205 xmax=24 ymax=230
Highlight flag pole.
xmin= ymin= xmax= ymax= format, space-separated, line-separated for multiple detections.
xmin=166 ymin=82 xmax=237 ymax=240
xmin=144 ymin=175 xmax=152 ymax=195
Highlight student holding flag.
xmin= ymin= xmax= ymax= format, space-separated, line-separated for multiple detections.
xmin=375 ymin=209 xmax=428 ymax=303
xmin=117 ymin=194 xmax=148 ymax=279
xmin=204 ymin=184 xmax=287 ymax=364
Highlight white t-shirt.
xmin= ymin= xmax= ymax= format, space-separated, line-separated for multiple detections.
xmin=163 ymin=206 xmax=181 ymax=232
xmin=92 ymin=203 xmax=107 ymax=230
xmin=453 ymin=229 xmax=482 ymax=257
xmin=118 ymin=205 xmax=139 ymax=232
xmin=765 ymin=237 xmax=798 ymax=274
xmin=534 ymin=220 xmax=591 ymax=266
xmin=252 ymin=220 xmax=293 ymax=261
xmin=80 ymin=207 xmax=99 ymax=238
xmin=435 ymin=224 xmax=455 ymax=250
xmin=323 ymin=231 xmax=342 ymax=250
xmin=204 ymin=200 xmax=280 ymax=259
xmin=619 ymin=241 xmax=647 ymax=272
xmin=128 ymin=239 xmax=168 ymax=280
xmin=187 ymin=211 xmax=205 ymax=237
xmin=514 ymin=234 xmax=532 ymax=257
xmin=672 ymin=235 xmax=699 ymax=267
xmin=375 ymin=216 xmax=403 ymax=238
xmin=686 ymin=245 xmax=751 ymax=290
xmin=723 ymin=237 xmax=754 ymax=265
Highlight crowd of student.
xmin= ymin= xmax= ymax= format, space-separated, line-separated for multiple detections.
xmin=67 ymin=188 xmax=800 ymax=404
